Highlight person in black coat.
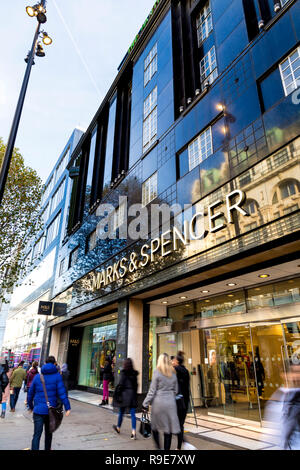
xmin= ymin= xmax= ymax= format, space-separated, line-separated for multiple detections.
xmin=172 ymin=352 xmax=190 ymax=450
xmin=99 ymin=358 xmax=113 ymax=405
xmin=112 ymin=358 xmax=139 ymax=440
xmin=0 ymin=362 xmax=9 ymax=400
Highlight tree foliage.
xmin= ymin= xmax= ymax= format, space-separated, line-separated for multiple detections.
xmin=0 ymin=138 xmax=43 ymax=302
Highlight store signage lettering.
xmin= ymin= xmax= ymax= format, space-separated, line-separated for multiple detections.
xmin=128 ymin=0 xmax=161 ymax=53
xmin=89 ymin=190 xmax=248 ymax=292
xmin=70 ymin=339 xmax=80 ymax=347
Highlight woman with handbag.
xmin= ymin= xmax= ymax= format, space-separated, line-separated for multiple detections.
xmin=143 ymin=353 xmax=181 ymax=450
xmin=27 ymin=356 xmax=71 ymax=451
xmin=112 ymin=358 xmax=138 ymax=440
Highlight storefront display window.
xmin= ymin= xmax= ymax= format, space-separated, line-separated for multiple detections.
xmin=78 ymin=319 xmax=117 ymax=389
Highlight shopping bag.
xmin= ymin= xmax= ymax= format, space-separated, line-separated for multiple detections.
xmin=139 ymin=412 xmax=151 ymax=438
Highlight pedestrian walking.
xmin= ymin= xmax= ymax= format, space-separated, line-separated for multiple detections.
xmin=25 ymin=361 xmax=39 ymax=407
xmin=9 ymin=361 xmax=27 ymax=412
xmin=172 ymin=352 xmax=190 ymax=450
xmin=100 ymin=357 xmax=113 ymax=405
xmin=112 ymin=358 xmax=138 ymax=440
xmin=281 ymin=365 xmax=300 ymax=450
xmin=61 ymin=363 xmax=70 ymax=396
xmin=27 ymin=356 xmax=71 ymax=451
xmin=143 ymin=353 xmax=180 ymax=450
xmin=0 ymin=361 xmax=9 ymax=419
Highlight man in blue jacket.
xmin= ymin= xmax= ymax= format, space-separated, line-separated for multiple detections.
xmin=28 ymin=356 xmax=71 ymax=450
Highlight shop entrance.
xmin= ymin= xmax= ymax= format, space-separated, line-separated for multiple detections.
xmin=157 ymin=319 xmax=300 ymax=425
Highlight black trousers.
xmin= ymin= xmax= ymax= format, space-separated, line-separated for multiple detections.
xmin=177 ymin=405 xmax=188 ymax=450
xmin=152 ymin=430 xmax=172 ymax=450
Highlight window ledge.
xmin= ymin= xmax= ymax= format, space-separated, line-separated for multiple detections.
xmin=141 ymin=139 xmax=159 ymax=160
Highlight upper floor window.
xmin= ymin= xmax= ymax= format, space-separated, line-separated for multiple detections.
xmin=50 ymin=179 xmax=65 ymax=214
xmin=59 ymin=257 xmax=67 ymax=276
xmin=144 ymin=43 xmax=157 ymax=87
xmin=143 ymin=87 xmax=158 ymax=152
xmin=32 ymin=235 xmax=44 ymax=261
xmin=142 ymin=172 xmax=157 ymax=206
xmin=280 ymin=180 xmax=299 ymax=199
xmin=69 ymin=246 xmax=79 ymax=268
xmin=196 ymin=1 xmax=213 ymax=46
xmin=45 ymin=212 xmax=60 ymax=249
xmin=55 ymin=147 xmax=69 ymax=184
xmin=42 ymin=176 xmax=54 ymax=205
xmin=188 ymin=127 xmax=213 ymax=171
xmin=280 ymin=0 xmax=290 ymax=5
xmin=200 ymin=46 xmax=218 ymax=90
xmin=41 ymin=203 xmax=50 ymax=225
xmin=279 ymin=47 xmax=300 ymax=97
xmin=244 ymin=200 xmax=258 ymax=215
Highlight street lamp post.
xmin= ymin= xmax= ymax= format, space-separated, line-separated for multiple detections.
xmin=0 ymin=1 xmax=52 ymax=206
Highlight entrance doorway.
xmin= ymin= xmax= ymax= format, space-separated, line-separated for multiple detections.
xmin=157 ymin=318 xmax=300 ymax=425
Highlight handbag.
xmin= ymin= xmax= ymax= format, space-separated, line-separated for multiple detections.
xmin=139 ymin=411 xmax=151 ymax=438
xmin=40 ymin=373 xmax=64 ymax=433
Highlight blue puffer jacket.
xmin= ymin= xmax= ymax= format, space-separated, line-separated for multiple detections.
xmin=28 ymin=363 xmax=71 ymax=415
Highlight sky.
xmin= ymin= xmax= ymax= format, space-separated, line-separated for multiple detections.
xmin=0 ymin=0 xmax=156 ymax=182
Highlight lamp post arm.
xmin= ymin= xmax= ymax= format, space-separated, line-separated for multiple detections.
xmin=0 ymin=21 xmax=41 ymax=206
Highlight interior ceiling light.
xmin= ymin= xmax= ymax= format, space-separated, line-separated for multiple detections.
xmin=259 ymin=274 xmax=270 ymax=278
xmin=162 ymin=301 xmax=168 ymax=304
xmin=228 ymin=294 xmax=234 ymax=297
xmin=205 ymin=300 xmax=210 ymax=303
xmin=202 ymin=290 xmax=209 ymax=293
xmin=180 ymin=296 xmax=187 ymax=299
xmin=227 ymin=283 xmax=236 ymax=286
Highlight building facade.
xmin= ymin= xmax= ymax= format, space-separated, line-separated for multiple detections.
xmin=2 ymin=128 xmax=83 ymax=366
xmin=47 ymin=0 xmax=300 ymax=424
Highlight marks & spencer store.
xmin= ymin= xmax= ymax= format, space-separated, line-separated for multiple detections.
xmin=46 ymin=0 xmax=300 ymax=425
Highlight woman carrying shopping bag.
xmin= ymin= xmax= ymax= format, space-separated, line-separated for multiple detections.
xmin=143 ymin=353 xmax=180 ymax=450
xmin=112 ymin=358 xmax=138 ymax=439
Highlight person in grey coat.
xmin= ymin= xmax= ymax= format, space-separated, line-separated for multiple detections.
xmin=143 ymin=353 xmax=180 ymax=450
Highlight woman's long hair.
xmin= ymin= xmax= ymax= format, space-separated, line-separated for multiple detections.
xmin=157 ymin=353 xmax=174 ymax=378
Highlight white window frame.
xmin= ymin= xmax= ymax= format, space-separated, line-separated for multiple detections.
xmin=143 ymin=87 xmax=158 ymax=152
xmin=199 ymin=46 xmax=218 ymax=89
xmin=45 ymin=212 xmax=60 ymax=249
xmin=50 ymin=179 xmax=65 ymax=215
xmin=279 ymin=46 xmax=300 ymax=97
xmin=142 ymin=172 xmax=158 ymax=206
xmin=196 ymin=1 xmax=213 ymax=46
xmin=144 ymin=43 xmax=158 ymax=87
xmin=188 ymin=127 xmax=213 ymax=171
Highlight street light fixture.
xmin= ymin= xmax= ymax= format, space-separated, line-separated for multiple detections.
xmin=0 ymin=0 xmax=53 ymax=206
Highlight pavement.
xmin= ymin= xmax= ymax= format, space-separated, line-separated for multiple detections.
xmin=0 ymin=389 xmax=235 ymax=451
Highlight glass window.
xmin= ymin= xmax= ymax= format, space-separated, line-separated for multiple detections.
xmin=279 ymin=46 xmax=300 ymax=96
xmin=200 ymin=46 xmax=218 ymax=90
xmin=42 ymin=176 xmax=54 ymax=205
xmin=78 ymin=319 xmax=117 ymax=388
xmin=103 ymin=95 xmax=117 ymax=190
xmin=59 ymin=257 xmax=67 ymax=276
xmin=45 ymin=212 xmax=60 ymax=249
xmin=41 ymin=203 xmax=50 ymax=225
xmin=86 ymin=126 xmax=97 ymax=200
xmin=247 ymin=285 xmax=274 ymax=310
xmin=55 ymin=147 xmax=69 ymax=183
xmin=280 ymin=180 xmax=298 ymax=199
xmin=144 ymin=43 xmax=157 ymax=86
xmin=69 ymin=246 xmax=79 ymax=268
xmin=143 ymin=87 xmax=158 ymax=152
xmin=50 ymin=179 xmax=65 ymax=214
xmin=142 ymin=172 xmax=157 ymax=206
xmin=196 ymin=291 xmax=246 ymax=318
xmin=188 ymin=127 xmax=213 ymax=171
xmin=32 ymin=235 xmax=44 ymax=260
xmin=196 ymin=1 xmax=213 ymax=46
xmin=244 ymin=200 xmax=257 ymax=215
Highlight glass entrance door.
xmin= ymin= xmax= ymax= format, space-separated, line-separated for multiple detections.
xmin=250 ymin=322 xmax=286 ymax=420
xmin=201 ymin=325 xmax=261 ymax=422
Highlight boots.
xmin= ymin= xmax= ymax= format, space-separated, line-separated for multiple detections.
xmin=1 ymin=410 xmax=5 ymax=419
